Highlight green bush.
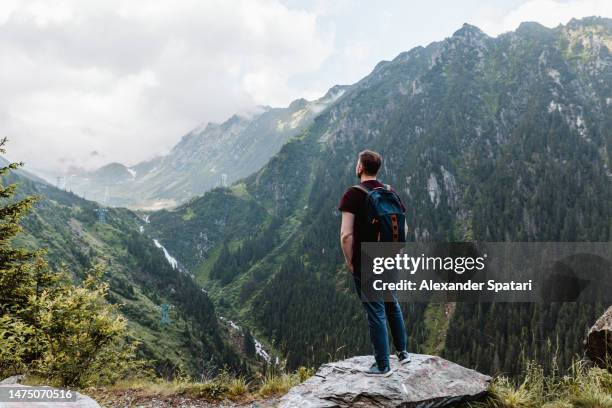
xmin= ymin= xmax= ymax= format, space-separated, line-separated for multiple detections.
xmin=0 ymin=264 xmax=145 ymax=387
xmin=28 ymin=268 xmax=145 ymax=387
xmin=0 ymin=315 xmax=38 ymax=375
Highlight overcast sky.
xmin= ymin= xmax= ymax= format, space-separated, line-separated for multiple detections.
xmin=2 ymin=0 xmax=611 ymax=175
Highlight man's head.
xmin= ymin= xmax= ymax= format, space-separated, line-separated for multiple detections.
xmin=356 ymin=149 xmax=382 ymax=179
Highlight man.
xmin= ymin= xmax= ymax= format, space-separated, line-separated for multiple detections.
xmin=338 ymin=149 xmax=410 ymax=376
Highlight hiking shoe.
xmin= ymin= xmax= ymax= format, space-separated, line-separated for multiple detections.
xmin=397 ymin=351 xmax=411 ymax=365
xmin=364 ymin=362 xmax=394 ymax=377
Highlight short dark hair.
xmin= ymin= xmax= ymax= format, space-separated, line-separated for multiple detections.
xmin=358 ymin=150 xmax=382 ymax=175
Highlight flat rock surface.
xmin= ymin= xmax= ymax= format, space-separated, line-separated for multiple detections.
xmin=278 ymin=354 xmax=491 ymax=408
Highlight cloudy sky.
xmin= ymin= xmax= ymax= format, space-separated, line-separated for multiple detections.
xmin=2 ymin=0 xmax=611 ymax=175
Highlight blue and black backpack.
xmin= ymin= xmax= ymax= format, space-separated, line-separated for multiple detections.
xmin=353 ymin=184 xmax=406 ymax=242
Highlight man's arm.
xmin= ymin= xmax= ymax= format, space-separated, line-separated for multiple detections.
xmin=340 ymin=211 xmax=355 ymax=273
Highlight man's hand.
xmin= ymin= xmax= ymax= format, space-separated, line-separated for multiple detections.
xmin=340 ymin=211 xmax=355 ymax=274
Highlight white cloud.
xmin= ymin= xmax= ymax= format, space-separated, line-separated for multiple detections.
xmin=475 ymin=0 xmax=612 ymax=36
xmin=3 ymin=0 xmax=610 ymax=176
xmin=344 ymin=41 xmax=371 ymax=63
xmin=1 ymin=0 xmax=332 ymax=174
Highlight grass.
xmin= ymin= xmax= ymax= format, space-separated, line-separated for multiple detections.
xmin=257 ymin=373 xmax=298 ymax=397
xmin=85 ymin=367 xmax=313 ymax=404
xmin=469 ymin=360 xmax=612 ymax=408
xmin=257 ymin=367 xmax=314 ymax=397
xmin=227 ymin=376 xmax=250 ymax=397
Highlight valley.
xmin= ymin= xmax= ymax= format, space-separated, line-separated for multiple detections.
xmin=145 ymin=17 xmax=611 ymax=377
xmin=5 ymin=16 xmax=611 ymax=381
xmin=4 ymin=164 xmax=256 ymax=378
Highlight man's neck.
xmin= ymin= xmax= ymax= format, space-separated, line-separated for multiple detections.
xmin=360 ymin=175 xmax=377 ymax=183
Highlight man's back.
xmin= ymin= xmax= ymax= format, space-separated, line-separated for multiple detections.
xmin=338 ymin=180 xmax=405 ymax=276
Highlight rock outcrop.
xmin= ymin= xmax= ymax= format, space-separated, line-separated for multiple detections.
xmin=0 ymin=376 xmax=100 ymax=408
xmin=279 ymin=354 xmax=491 ymax=408
xmin=585 ymin=305 xmax=612 ymax=368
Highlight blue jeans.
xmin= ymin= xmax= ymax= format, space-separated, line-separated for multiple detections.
xmin=354 ymin=277 xmax=407 ymax=369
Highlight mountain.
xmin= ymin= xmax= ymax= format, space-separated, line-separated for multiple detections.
xmin=64 ymin=87 xmax=347 ymax=210
xmin=4 ymin=166 xmax=256 ymax=378
xmin=147 ymin=17 xmax=611 ymax=376
xmin=0 ymin=156 xmax=48 ymax=184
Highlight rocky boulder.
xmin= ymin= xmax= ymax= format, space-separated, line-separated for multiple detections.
xmin=279 ymin=354 xmax=491 ymax=408
xmin=0 ymin=376 xmax=100 ymax=408
xmin=585 ymin=305 xmax=612 ymax=368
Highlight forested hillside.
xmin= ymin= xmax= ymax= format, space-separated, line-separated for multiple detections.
xmin=3 ymin=161 xmax=246 ymax=377
xmin=149 ymin=17 xmax=611 ymax=377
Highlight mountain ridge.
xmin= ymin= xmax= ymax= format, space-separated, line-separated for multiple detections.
xmin=61 ymin=86 xmax=348 ymax=210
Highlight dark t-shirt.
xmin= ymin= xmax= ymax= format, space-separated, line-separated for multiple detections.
xmin=338 ymin=180 xmax=405 ymax=276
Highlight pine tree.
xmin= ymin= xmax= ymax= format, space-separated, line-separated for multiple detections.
xmin=0 ymin=137 xmax=51 ymax=375
xmin=0 ymin=137 xmax=39 ymax=315
xmin=244 ymin=328 xmax=256 ymax=358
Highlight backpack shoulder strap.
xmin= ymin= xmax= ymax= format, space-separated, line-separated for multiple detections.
xmin=351 ymin=184 xmax=371 ymax=194
xmin=384 ymin=184 xmax=391 ymax=191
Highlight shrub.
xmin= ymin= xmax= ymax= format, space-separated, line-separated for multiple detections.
xmin=28 ymin=268 xmax=145 ymax=387
xmin=0 ymin=315 xmax=38 ymax=376
xmin=296 ymin=366 xmax=314 ymax=382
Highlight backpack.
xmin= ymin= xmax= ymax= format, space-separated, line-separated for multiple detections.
xmin=353 ymin=183 xmax=406 ymax=242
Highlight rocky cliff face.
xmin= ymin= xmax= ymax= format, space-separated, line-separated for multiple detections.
xmin=586 ymin=305 xmax=612 ymax=367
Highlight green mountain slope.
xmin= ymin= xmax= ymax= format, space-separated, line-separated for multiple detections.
xmin=148 ymin=17 xmax=611 ymax=377
xmin=3 ymin=167 xmax=246 ymax=377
